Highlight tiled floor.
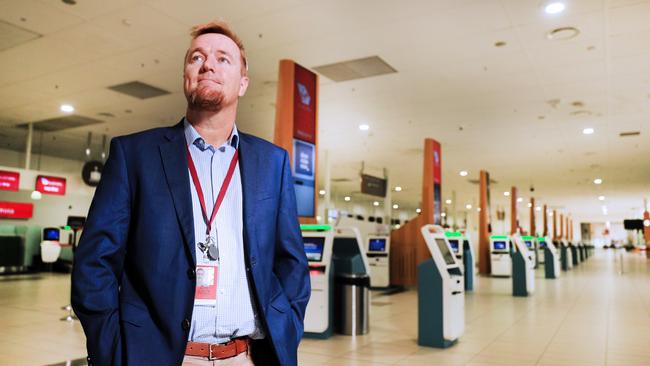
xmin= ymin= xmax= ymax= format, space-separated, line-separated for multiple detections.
xmin=1 ymin=249 xmax=649 ymax=365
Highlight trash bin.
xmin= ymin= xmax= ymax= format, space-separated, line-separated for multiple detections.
xmin=334 ymin=273 xmax=370 ymax=335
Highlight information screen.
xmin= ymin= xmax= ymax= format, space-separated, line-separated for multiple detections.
xmin=43 ymin=228 xmax=60 ymax=241
xmin=448 ymin=239 xmax=460 ymax=254
xmin=368 ymin=238 xmax=386 ymax=252
xmin=525 ymin=241 xmax=533 ymax=249
xmin=539 ymin=241 xmax=547 ymax=249
xmin=493 ymin=241 xmax=507 ymax=250
xmin=303 ymin=237 xmax=325 ymax=262
xmin=435 ymin=238 xmax=456 ymax=265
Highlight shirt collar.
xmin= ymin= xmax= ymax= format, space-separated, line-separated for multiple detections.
xmin=183 ymin=118 xmax=239 ymax=152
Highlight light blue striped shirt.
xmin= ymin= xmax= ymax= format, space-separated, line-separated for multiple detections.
xmin=183 ymin=119 xmax=264 ymax=343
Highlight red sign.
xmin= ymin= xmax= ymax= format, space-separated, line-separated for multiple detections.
xmin=35 ymin=175 xmax=66 ymax=195
xmin=0 ymin=201 xmax=33 ymax=219
xmin=293 ymin=63 xmax=317 ymax=144
xmin=0 ymin=170 xmax=20 ymax=191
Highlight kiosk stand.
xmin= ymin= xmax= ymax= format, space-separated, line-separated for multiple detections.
xmin=490 ymin=235 xmax=512 ymax=277
xmin=521 ymin=236 xmax=537 ymax=268
xmin=365 ymin=236 xmax=390 ymax=288
xmin=301 ymin=225 xmax=335 ymax=339
xmin=419 ymin=225 xmax=464 ymax=348
xmin=445 ymin=232 xmax=475 ymax=291
xmin=538 ymin=237 xmax=560 ymax=279
xmin=511 ymin=235 xmax=535 ymax=297
xmin=569 ymin=242 xmax=579 ymax=266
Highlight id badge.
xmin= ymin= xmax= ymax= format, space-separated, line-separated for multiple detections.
xmin=194 ymin=264 xmax=219 ymax=306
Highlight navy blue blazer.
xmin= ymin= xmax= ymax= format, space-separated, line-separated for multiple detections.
xmin=72 ymin=121 xmax=310 ymax=366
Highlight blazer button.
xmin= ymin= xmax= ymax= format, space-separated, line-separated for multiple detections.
xmin=187 ymin=268 xmax=196 ymax=279
xmin=182 ymin=318 xmax=190 ymax=331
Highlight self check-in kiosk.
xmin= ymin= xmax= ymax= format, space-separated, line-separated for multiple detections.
xmin=419 ymin=225 xmax=464 ymax=348
xmin=301 ymin=225 xmax=335 ymax=338
xmin=445 ymin=232 xmax=475 ymax=291
xmin=365 ymin=236 xmax=390 ymax=288
xmin=490 ymin=235 xmax=512 ymax=277
xmin=511 ymin=235 xmax=535 ymax=297
xmin=559 ymin=239 xmax=573 ymax=271
xmin=521 ymin=236 xmax=537 ymax=268
xmin=569 ymin=241 xmax=579 ymax=266
xmin=538 ymin=237 xmax=560 ymax=279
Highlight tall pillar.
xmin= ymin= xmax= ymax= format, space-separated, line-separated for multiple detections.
xmin=553 ymin=210 xmax=558 ymax=240
xmin=273 ymin=60 xmax=319 ymax=224
xmin=530 ymin=197 xmax=536 ymax=237
xmin=560 ymin=213 xmax=564 ymax=240
xmin=543 ymin=204 xmax=548 ymax=237
xmin=25 ymin=123 xmax=34 ymax=170
xmin=644 ymin=199 xmax=650 ymax=258
xmin=510 ymin=186 xmax=517 ymax=235
xmin=478 ymin=170 xmax=491 ymax=275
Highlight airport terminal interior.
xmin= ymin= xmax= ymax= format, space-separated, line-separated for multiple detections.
xmin=1 ymin=1 xmax=650 ymax=365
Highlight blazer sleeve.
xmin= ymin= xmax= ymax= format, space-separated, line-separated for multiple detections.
xmin=72 ymin=138 xmax=131 ymax=366
xmin=273 ymin=150 xmax=311 ymax=330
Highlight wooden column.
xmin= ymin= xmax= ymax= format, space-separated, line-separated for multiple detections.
xmin=478 ymin=170 xmax=491 ymax=275
xmin=560 ymin=213 xmax=564 ymax=240
xmin=273 ymin=59 xmax=319 ymax=224
xmin=553 ymin=209 xmax=558 ymax=240
xmin=510 ymin=186 xmax=517 ymax=235
xmin=566 ymin=216 xmax=571 ymax=241
xmin=543 ymin=204 xmax=548 ymax=236
xmin=530 ymin=197 xmax=536 ymax=237
xmin=644 ymin=210 xmax=650 ymax=259
xmin=390 ymin=139 xmax=439 ymax=286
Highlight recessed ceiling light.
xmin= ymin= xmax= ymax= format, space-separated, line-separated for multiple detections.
xmin=373 ymin=201 xmax=379 ymax=207
xmin=517 ymin=197 xmax=523 ymax=203
xmin=598 ymin=195 xmax=605 ymax=201
xmin=30 ymin=190 xmax=42 ymax=200
xmin=344 ymin=196 xmax=351 ymax=201
xmin=394 ymin=186 xmax=402 ymax=192
xmin=503 ymin=191 xmax=510 ymax=196
xmin=594 ymin=178 xmax=603 ymax=185
xmin=358 ymin=124 xmax=369 ymax=131
xmin=544 ymin=2 xmax=565 ymax=14
xmin=445 ymin=199 xmax=452 ymax=204
xmin=477 ymin=207 xmax=481 ymax=212
xmin=465 ymin=204 xmax=472 ymax=209
xmin=319 ymin=190 xmax=326 ymax=195
xmin=441 ymin=212 xmax=447 ymax=217
xmin=393 ymin=204 xmax=399 ymax=209
xmin=583 ymin=127 xmax=594 ymax=135
xmin=416 ymin=208 xmax=421 ymax=213
xmin=60 ymin=104 xmax=74 ymax=113
xmin=535 ymin=206 xmax=542 ymax=211
xmin=459 ymin=170 xmax=468 ymax=177
xmin=547 ymin=27 xmax=580 ymax=41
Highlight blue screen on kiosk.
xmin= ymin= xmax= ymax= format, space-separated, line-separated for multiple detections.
xmin=539 ymin=241 xmax=547 ymax=249
xmin=448 ymin=239 xmax=460 ymax=253
xmin=525 ymin=241 xmax=533 ymax=248
xmin=43 ymin=228 xmax=59 ymax=241
xmin=493 ymin=241 xmax=507 ymax=250
xmin=368 ymin=238 xmax=386 ymax=252
xmin=303 ymin=237 xmax=325 ymax=262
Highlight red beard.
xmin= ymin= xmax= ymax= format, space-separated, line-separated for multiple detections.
xmin=187 ymin=83 xmax=224 ymax=111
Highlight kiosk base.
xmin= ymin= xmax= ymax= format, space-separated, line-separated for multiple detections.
xmin=417 ymin=259 xmax=458 ymax=348
xmin=512 ymin=251 xmax=529 ymax=297
xmin=544 ymin=248 xmax=557 ymax=279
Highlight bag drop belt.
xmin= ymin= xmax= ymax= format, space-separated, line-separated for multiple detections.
xmin=185 ymin=338 xmax=249 ymax=360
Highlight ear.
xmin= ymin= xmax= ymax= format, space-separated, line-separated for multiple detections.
xmin=238 ymin=76 xmax=249 ymax=97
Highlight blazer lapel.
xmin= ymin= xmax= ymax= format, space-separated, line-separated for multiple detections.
xmin=238 ymin=133 xmax=260 ymax=265
xmin=159 ymin=121 xmax=196 ymax=266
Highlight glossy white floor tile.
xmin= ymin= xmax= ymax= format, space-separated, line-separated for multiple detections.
xmin=1 ymin=249 xmax=649 ymax=365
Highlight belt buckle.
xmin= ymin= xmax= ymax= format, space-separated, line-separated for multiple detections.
xmin=208 ymin=344 xmax=216 ymax=361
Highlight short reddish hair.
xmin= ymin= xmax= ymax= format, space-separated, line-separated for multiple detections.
xmin=187 ymin=20 xmax=248 ymax=76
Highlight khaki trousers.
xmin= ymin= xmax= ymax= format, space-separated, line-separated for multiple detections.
xmin=182 ymin=351 xmax=255 ymax=366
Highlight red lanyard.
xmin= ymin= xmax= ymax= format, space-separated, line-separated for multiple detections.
xmin=186 ymin=143 xmax=239 ymax=236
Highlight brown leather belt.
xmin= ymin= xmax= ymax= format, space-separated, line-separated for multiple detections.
xmin=185 ymin=338 xmax=249 ymax=360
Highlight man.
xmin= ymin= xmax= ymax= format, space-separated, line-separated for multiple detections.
xmin=72 ymin=20 xmax=310 ymax=366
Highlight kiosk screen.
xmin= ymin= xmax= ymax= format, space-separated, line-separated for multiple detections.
xmin=525 ymin=241 xmax=533 ymax=249
xmin=303 ymin=237 xmax=325 ymax=262
xmin=493 ymin=241 xmax=507 ymax=250
xmin=435 ymin=238 xmax=456 ymax=265
xmin=368 ymin=238 xmax=386 ymax=252
xmin=539 ymin=241 xmax=547 ymax=249
xmin=43 ymin=228 xmax=60 ymax=241
xmin=448 ymin=239 xmax=460 ymax=253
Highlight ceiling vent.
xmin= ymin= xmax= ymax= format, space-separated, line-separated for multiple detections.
xmin=313 ymin=56 xmax=397 ymax=82
xmin=619 ymin=131 xmax=640 ymax=137
xmin=18 ymin=115 xmax=103 ymax=132
xmin=468 ymin=178 xmax=498 ymax=185
xmin=331 ymin=178 xmax=353 ymax=183
xmin=0 ymin=20 xmax=42 ymax=51
xmin=108 ymin=81 xmax=170 ymax=99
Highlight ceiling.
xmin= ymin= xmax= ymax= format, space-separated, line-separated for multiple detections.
xmin=0 ymin=0 xmax=649 ymax=224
